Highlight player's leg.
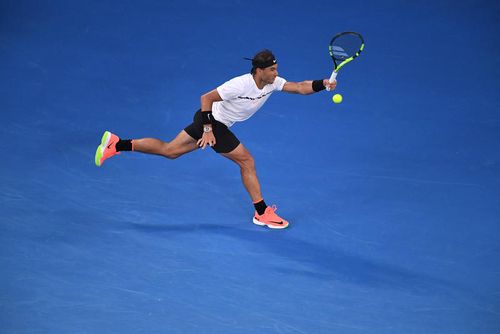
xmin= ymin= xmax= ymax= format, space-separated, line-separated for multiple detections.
xmin=221 ymin=143 xmax=289 ymax=229
xmin=95 ymin=130 xmax=198 ymax=166
xmin=213 ymin=123 xmax=288 ymax=229
xmin=221 ymin=143 xmax=262 ymax=202
xmin=95 ymin=110 xmax=206 ymax=166
xmin=132 ymin=130 xmax=198 ymax=159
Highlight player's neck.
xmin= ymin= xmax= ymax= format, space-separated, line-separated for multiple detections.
xmin=252 ymin=74 xmax=266 ymax=90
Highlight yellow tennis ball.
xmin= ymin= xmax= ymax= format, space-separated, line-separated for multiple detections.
xmin=332 ymin=94 xmax=343 ymax=104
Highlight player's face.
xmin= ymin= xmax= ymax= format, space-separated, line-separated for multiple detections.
xmin=261 ymin=64 xmax=278 ymax=84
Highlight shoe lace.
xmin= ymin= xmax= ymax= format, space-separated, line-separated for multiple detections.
xmin=266 ymin=205 xmax=281 ymax=219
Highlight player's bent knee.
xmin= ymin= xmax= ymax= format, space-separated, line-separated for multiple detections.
xmin=165 ymin=150 xmax=183 ymax=159
xmin=166 ymin=153 xmax=180 ymax=159
xmin=239 ymin=155 xmax=255 ymax=172
xmin=162 ymin=146 xmax=180 ymax=159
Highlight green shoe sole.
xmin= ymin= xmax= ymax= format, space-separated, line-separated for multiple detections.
xmin=94 ymin=131 xmax=110 ymax=167
xmin=95 ymin=145 xmax=103 ymax=166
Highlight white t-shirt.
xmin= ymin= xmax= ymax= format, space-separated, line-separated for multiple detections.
xmin=212 ymin=73 xmax=287 ymax=127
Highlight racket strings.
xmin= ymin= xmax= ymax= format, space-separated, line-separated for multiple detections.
xmin=330 ymin=33 xmax=363 ymax=61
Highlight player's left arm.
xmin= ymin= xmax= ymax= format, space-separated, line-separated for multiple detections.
xmin=282 ymin=79 xmax=336 ymax=95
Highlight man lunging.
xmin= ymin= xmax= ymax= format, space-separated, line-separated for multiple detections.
xmin=95 ymin=49 xmax=336 ymax=229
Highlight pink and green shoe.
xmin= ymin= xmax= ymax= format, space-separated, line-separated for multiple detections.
xmin=95 ymin=131 xmax=120 ymax=167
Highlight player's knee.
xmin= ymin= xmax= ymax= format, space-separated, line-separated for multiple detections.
xmin=239 ymin=155 xmax=255 ymax=172
xmin=165 ymin=150 xmax=181 ymax=159
xmin=162 ymin=144 xmax=180 ymax=159
xmin=166 ymin=153 xmax=180 ymax=159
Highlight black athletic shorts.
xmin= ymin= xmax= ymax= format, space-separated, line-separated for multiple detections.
xmin=184 ymin=110 xmax=240 ymax=153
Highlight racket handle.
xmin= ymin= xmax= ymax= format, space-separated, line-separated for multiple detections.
xmin=326 ymin=70 xmax=337 ymax=91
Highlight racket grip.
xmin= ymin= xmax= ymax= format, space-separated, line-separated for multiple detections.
xmin=326 ymin=71 xmax=337 ymax=91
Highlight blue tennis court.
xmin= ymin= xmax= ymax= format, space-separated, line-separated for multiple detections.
xmin=1 ymin=0 xmax=499 ymax=333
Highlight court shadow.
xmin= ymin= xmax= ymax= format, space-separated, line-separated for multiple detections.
xmin=130 ymin=222 xmax=455 ymax=295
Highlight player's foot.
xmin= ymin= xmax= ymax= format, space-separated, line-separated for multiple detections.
xmin=95 ymin=131 xmax=120 ymax=167
xmin=253 ymin=205 xmax=289 ymax=229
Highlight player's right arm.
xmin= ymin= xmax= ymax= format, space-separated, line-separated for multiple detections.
xmin=198 ymin=89 xmax=223 ymax=149
xmin=201 ymin=89 xmax=223 ymax=110
xmin=282 ymin=80 xmax=336 ymax=94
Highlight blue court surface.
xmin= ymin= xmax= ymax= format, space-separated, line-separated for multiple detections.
xmin=1 ymin=1 xmax=500 ymax=333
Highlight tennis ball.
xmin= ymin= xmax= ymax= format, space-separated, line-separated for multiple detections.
xmin=332 ymin=94 xmax=343 ymax=104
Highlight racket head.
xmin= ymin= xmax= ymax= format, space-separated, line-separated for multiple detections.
xmin=329 ymin=31 xmax=364 ymax=71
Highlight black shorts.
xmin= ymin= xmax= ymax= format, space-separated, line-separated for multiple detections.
xmin=184 ymin=110 xmax=240 ymax=153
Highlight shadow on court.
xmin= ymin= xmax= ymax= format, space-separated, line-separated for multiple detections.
xmin=130 ymin=221 xmax=458 ymax=295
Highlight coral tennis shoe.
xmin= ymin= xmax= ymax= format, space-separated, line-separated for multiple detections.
xmin=253 ymin=205 xmax=289 ymax=229
xmin=95 ymin=131 xmax=120 ymax=167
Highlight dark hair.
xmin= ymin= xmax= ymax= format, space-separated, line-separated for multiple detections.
xmin=250 ymin=49 xmax=277 ymax=74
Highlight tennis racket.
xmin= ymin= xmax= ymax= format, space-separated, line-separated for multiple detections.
xmin=326 ymin=31 xmax=364 ymax=91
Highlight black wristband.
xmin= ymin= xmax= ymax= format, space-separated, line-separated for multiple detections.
xmin=312 ymin=80 xmax=325 ymax=92
xmin=201 ymin=111 xmax=213 ymax=124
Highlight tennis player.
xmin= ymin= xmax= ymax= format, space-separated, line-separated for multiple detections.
xmin=95 ymin=50 xmax=336 ymax=229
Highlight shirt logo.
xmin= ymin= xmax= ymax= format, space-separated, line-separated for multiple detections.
xmin=237 ymin=91 xmax=273 ymax=101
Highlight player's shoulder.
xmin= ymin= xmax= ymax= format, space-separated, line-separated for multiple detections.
xmin=273 ymin=76 xmax=287 ymax=91
xmin=233 ymin=73 xmax=253 ymax=83
xmin=222 ymin=73 xmax=251 ymax=86
xmin=217 ymin=73 xmax=250 ymax=98
xmin=275 ymin=76 xmax=286 ymax=84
